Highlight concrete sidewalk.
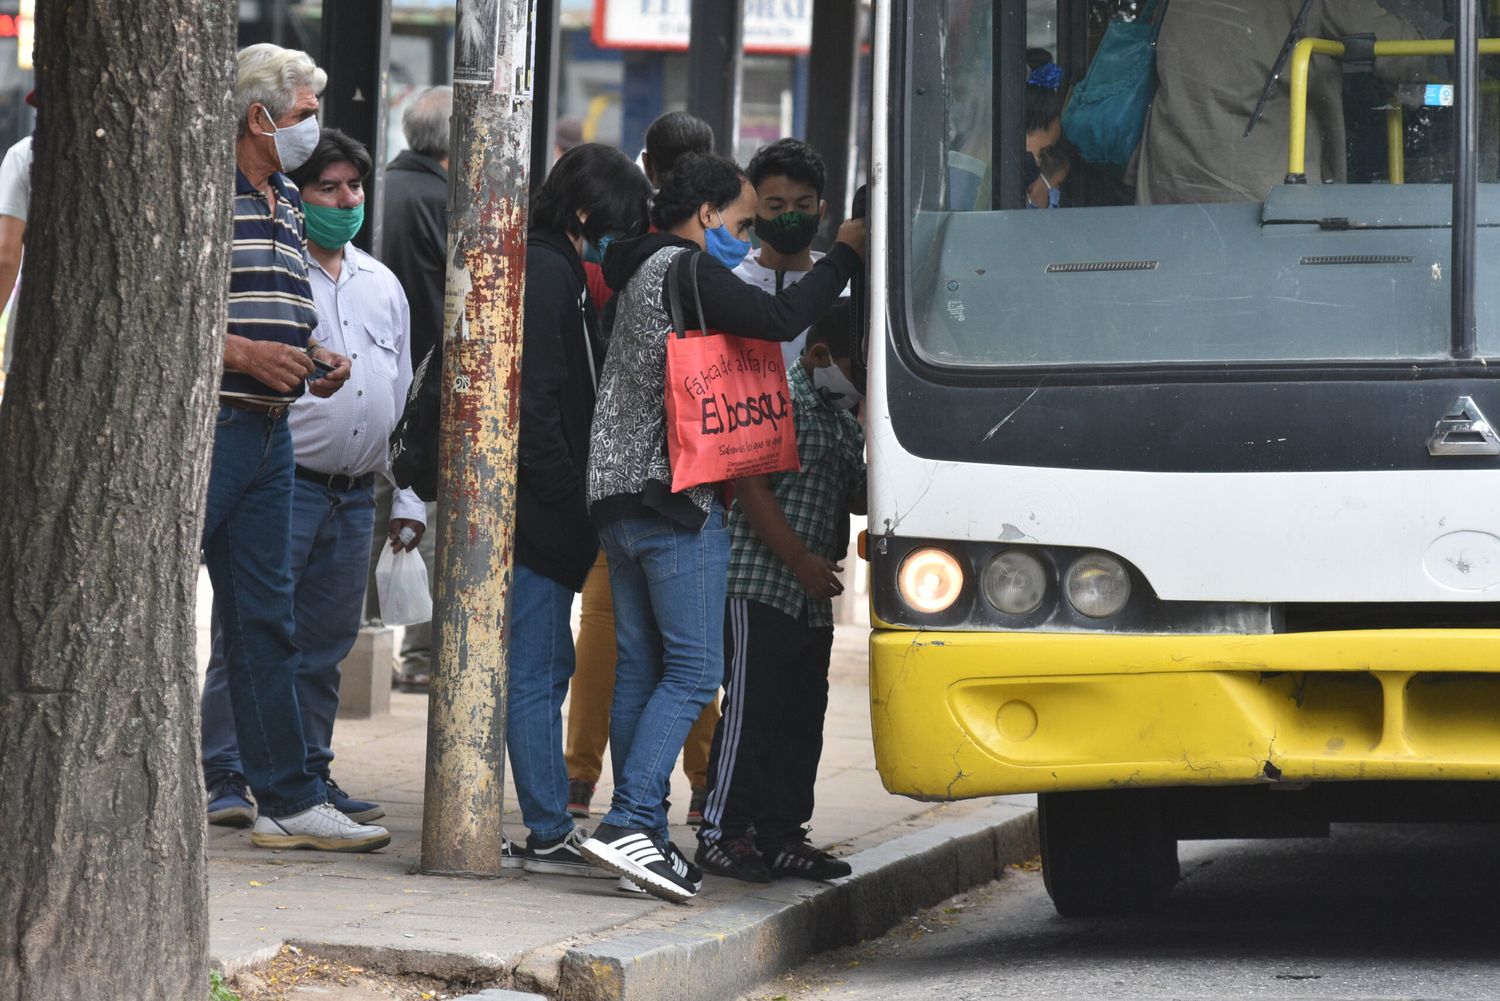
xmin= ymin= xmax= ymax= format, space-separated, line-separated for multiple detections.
xmin=203 ymin=607 xmax=1037 ymax=999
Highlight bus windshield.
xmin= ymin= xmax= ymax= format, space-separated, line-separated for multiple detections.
xmin=903 ymin=0 xmax=1498 ymax=369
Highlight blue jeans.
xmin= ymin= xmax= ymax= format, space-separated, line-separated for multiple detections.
xmin=598 ymin=507 xmax=729 ymax=838
xmin=505 ymin=563 xmax=578 ymax=843
xmin=202 ymin=474 xmax=376 ymax=785
xmin=200 ymin=407 xmax=325 ymax=818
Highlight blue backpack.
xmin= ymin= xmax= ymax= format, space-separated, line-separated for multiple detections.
xmin=1062 ymin=0 xmax=1169 ymax=171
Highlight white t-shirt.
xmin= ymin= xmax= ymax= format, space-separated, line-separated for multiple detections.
xmin=733 ymin=248 xmax=849 ymax=369
xmin=0 ymin=136 xmax=29 ymax=370
xmin=0 ymin=136 xmax=32 ymax=222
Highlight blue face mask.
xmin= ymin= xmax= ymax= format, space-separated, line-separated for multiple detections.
xmin=704 ymin=211 xmax=752 ymax=270
xmin=581 ymin=234 xmax=613 ymax=265
xmin=1025 ymin=175 xmax=1062 ymax=210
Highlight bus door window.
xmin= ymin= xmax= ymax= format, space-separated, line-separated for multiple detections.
xmin=941 ymin=1 xmax=1068 ymax=212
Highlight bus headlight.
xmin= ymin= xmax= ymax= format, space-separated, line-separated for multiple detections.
xmin=981 ymin=551 xmax=1048 ymax=615
xmin=1064 ymin=552 xmax=1131 ymax=618
xmin=898 ymin=548 xmax=964 ymax=614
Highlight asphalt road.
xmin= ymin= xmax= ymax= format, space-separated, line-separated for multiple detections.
xmin=743 ymin=824 xmax=1500 ymax=1000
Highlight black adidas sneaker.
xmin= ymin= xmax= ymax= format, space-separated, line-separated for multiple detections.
xmin=765 ymin=837 xmax=852 ymax=882
xmin=666 ymin=840 xmax=703 ymax=892
xmin=695 ymin=833 xmax=772 ymax=883
xmin=579 ymin=823 xmax=698 ymax=903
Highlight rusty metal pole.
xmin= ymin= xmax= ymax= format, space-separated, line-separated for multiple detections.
xmin=421 ymin=0 xmax=537 ymax=877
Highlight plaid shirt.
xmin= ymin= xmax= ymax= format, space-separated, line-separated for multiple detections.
xmin=726 ymin=361 xmax=866 ymax=627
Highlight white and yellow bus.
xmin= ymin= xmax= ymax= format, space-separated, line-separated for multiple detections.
xmin=863 ymin=0 xmax=1500 ymax=915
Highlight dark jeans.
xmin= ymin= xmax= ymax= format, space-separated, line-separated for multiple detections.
xmin=697 ymin=598 xmax=834 ymax=852
xmin=200 ymin=406 xmax=325 ymax=818
xmin=202 ymin=475 xmax=376 ymax=784
xmin=505 ymin=563 xmax=578 ymax=843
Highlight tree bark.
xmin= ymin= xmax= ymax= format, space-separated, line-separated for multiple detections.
xmin=0 ymin=3 xmax=236 ymax=999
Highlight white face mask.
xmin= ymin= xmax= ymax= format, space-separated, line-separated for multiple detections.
xmin=260 ymin=106 xmax=320 ymax=173
xmin=811 ymin=363 xmax=864 ymax=410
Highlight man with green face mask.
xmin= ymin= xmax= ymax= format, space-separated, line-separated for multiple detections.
xmin=733 ymin=138 xmax=848 ymax=370
xmin=200 ymin=130 xmax=424 ymax=833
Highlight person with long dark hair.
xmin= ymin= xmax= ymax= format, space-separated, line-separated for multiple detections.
xmin=504 ymin=143 xmax=652 ymax=876
xmin=578 ymin=153 xmax=865 ymax=902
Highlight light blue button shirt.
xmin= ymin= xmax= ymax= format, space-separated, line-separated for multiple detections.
xmin=292 ymin=241 xmax=425 ymax=525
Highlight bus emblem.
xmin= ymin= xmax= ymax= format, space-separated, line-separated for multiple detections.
xmin=1427 ymin=396 xmax=1500 ymax=457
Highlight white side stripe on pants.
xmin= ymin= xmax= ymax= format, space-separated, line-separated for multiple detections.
xmin=701 ymin=598 xmax=750 ymax=843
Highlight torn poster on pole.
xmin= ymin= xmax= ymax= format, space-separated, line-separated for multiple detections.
xmin=454 ymin=0 xmax=500 ymax=84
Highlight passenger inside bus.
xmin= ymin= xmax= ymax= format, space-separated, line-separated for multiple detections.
xmin=949 ymin=46 xmax=1069 ymax=211
xmin=1027 ymin=138 xmax=1075 ymax=209
xmin=1135 ymin=0 xmax=1449 ymax=204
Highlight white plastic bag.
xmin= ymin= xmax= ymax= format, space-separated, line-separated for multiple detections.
xmin=375 ymin=544 xmax=432 ymax=626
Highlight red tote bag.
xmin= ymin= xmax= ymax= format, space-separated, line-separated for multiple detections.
xmin=662 ymin=250 xmax=800 ymax=493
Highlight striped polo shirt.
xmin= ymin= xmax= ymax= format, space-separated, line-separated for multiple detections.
xmin=224 ymin=169 xmax=320 ymax=405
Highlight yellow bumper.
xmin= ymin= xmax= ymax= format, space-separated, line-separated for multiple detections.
xmin=870 ymin=629 xmax=1500 ymax=800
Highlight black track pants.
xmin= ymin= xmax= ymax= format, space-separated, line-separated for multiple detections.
xmin=697 ymin=598 xmax=834 ymax=852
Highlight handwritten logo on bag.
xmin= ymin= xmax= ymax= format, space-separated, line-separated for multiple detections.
xmin=701 ymin=389 xmax=791 ymax=436
xmin=681 ymin=345 xmax=782 ymax=398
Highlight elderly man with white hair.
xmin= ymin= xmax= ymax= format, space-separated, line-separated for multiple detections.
xmin=199 ymin=42 xmax=389 ymax=853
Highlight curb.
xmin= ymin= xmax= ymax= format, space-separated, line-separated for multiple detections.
xmin=551 ymin=799 xmax=1038 ymax=1001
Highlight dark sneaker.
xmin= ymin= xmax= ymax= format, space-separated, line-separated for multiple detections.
xmin=766 ymin=838 xmax=853 ymax=882
xmin=568 ymin=779 xmax=595 ymax=819
xmin=579 ymin=823 xmax=698 ymax=903
xmin=522 ymin=827 xmax=611 ymax=878
xmin=686 ymin=786 xmax=707 ymax=826
xmin=326 ymin=777 xmax=385 ymax=823
xmin=666 ymin=840 xmax=703 ymax=892
xmin=694 ymin=834 xmax=772 ymax=883
xmin=206 ymin=778 xmax=256 ymax=828
xmin=502 ymin=835 xmax=522 ymax=870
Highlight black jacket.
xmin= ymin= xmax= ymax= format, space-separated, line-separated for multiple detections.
xmin=380 ymin=150 xmax=448 ymax=370
xmin=516 ymin=228 xmax=605 ymax=591
xmin=601 ymin=231 xmax=859 ymax=341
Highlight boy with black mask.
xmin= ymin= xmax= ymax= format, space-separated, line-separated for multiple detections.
xmin=734 ymin=138 xmax=847 ymax=368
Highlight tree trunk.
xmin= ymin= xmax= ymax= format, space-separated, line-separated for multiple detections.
xmin=0 ymin=3 xmax=236 ymax=999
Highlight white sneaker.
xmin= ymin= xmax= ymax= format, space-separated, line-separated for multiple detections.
xmin=250 ymin=802 xmax=391 ymax=852
xmin=615 ymin=875 xmax=648 ymax=895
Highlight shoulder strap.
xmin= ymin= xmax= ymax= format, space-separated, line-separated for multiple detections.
xmin=687 ymin=252 xmax=706 ymax=333
xmin=666 ymin=249 xmax=707 ymax=339
xmin=667 ymin=251 xmax=687 ymax=339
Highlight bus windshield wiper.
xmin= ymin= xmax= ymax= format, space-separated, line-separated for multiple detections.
xmin=1245 ymin=0 xmax=1320 ymax=137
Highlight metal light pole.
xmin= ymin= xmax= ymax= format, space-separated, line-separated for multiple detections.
xmin=421 ymin=0 xmax=536 ymax=877
xmin=687 ymin=0 xmax=744 ymax=158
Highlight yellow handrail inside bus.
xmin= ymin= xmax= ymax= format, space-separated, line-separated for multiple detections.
xmin=1287 ymin=37 xmax=1500 ymax=182
xmin=1386 ymin=104 xmax=1405 ymax=184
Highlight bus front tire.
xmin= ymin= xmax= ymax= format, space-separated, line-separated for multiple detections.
xmin=1038 ymin=789 xmax=1180 ymax=918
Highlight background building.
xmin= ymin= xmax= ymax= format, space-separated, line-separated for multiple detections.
xmin=238 ymin=0 xmax=853 ymax=166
